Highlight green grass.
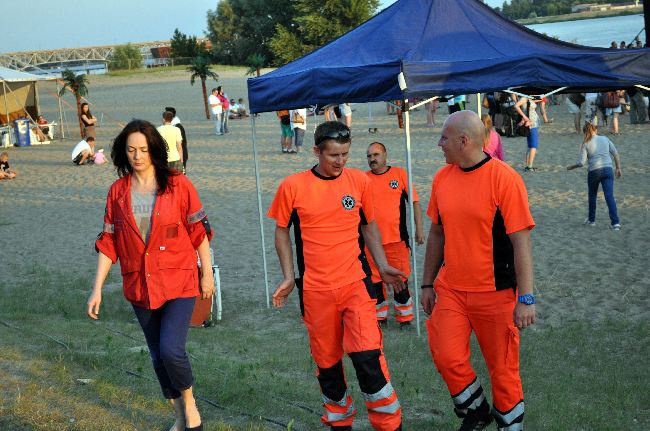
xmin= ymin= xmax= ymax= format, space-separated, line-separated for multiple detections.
xmin=1 ymin=263 xmax=648 ymax=430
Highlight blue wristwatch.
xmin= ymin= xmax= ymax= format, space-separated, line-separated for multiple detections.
xmin=518 ymin=294 xmax=535 ymax=305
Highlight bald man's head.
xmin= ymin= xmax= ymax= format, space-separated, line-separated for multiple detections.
xmin=439 ymin=110 xmax=487 ymax=166
xmin=445 ymin=110 xmax=485 ymax=150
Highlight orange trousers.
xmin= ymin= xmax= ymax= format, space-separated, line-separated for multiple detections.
xmin=366 ymin=241 xmax=413 ymax=323
xmin=426 ymin=285 xmax=525 ymax=429
xmin=302 ymin=280 xmax=402 ymax=430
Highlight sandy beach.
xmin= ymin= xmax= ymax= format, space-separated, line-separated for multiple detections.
xmin=2 ymin=69 xmax=648 ymax=327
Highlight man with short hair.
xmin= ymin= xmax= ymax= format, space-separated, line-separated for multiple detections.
xmin=269 ymin=121 xmax=404 ymax=431
xmin=157 ymin=111 xmax=183 ymax=172
xmin=208 ymin=88 xmax=223 ymax=135
xmin=421 ymin=111 xmax=536 ymax=431
xmin=365 ymin=142 xmax=424 ymax=327
xmin=165 ymin=106 xmax=188 ymax=171
xmin=71 ymin=136 xmax=95 ymax=165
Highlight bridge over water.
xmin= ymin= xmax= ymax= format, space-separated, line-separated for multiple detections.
xmin=0 ymin=40 xmax=175 ymax=73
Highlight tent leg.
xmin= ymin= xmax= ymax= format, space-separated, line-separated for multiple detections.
xmin=251 ymin=115 xmax=271 ymax=308
xmin=3 ymin=82 xmax=9 ymax=125
xmin=402 ymin=100 xmax=420 ymax=336
xmin=477 ymin=92 xmax=482 ymax=117
xmin=56 ymin=80 xmax=64 ymax=139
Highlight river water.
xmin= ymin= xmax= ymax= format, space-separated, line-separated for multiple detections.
xmin=526 ymin=14 xmax=646 ymax=48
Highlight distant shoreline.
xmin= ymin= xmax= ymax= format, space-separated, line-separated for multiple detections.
xmin=516 ymin=7 xmax=642 ymax=25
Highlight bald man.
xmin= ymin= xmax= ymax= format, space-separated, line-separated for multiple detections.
xmin=421 ymin=111 xmax=536 ymax=431
xmin=365 ymin=142 xmax=424 ymax=327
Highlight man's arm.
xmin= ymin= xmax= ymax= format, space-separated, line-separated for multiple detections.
xmin=510 ymin=229 xmax=536 ymax=329
xmin=176 ymin=139 xmax=183 ymax=162
xmin=413 ymin=201 xmax=425 ymax=245
xmin=361 ymin=221 xmax=406 ymax=292
xmin=421 ymin=222 xmax=444 ymax=314
xmin=272 ymin=226 xmax=296 ymax=307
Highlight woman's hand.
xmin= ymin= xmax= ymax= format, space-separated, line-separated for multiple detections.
xmin=200 ymin=271 xmax=215 ymax=299
xmin=87 ymin=290 xmax=102 ymax=320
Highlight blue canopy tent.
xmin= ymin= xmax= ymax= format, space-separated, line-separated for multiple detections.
xmin=247 ymin=0 xmax=650 ymax=332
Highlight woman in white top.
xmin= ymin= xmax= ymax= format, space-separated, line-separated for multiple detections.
xmin=567 ymin=122 xmax=622 ymax=230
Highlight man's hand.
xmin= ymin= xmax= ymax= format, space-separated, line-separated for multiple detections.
xmin=379 ymin=265 xmax=406 ymax=293
xmin=272 ymin=278 xmax=295 ymax=308
xmin=514 ymin=303 xmax=536 ymax=329
xmin=200 ymin=271 xmax=215 ymax=299
xmin=415 ymin=229 xmax=425 ymax=245
xmin=421 ymin=288 xmax=437 ymax=315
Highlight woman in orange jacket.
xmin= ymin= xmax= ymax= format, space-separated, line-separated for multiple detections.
xmin=87 ymin=119 xmax=214 ymax=431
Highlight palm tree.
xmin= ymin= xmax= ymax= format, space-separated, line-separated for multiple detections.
xmin=245 ymin=54 xmax=266 ymax=78
xmin=59 ymin=69 xmax=89 ymax=139
xmin=187 ymin=56 xmax=219 ymax=120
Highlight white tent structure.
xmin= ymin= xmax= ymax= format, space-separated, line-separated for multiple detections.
xmin=0 ymin=66 xmax=61 ymax=140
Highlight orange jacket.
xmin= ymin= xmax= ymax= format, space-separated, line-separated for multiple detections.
xmin=95 ymin=174 xmax=213 ymax=309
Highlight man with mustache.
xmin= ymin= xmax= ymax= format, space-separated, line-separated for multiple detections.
xmin=365 ymin=142 xmax=424 ymax=328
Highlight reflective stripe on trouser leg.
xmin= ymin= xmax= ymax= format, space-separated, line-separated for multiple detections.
xmin=349 ymin=349 xmax=401 ymax=430
xmin=374 ymin=281 xmax=389 ymax=321
xmin=492 ymin=400 xmax=524 ymax=431
xmin=450 ymin=377 xmax=487 ymax=417
xmin=317 ymin=360 xmax=356 ymax=427
xmin=392 ymin=283 xmax=413 ymax=323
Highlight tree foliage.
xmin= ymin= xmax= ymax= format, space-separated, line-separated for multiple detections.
xmin=187 ymin=55 xmax=219 ymax=119
xmin=206 ymin=0 xmax=294 ymax=66
xmin=58 ymin=69 xmax=89 ymax=138
xmin=270 ymin=0 xmax=380 ymax=65
xmin=109 ymin=44 xmax=143 ymax=70
xmin=170 ymin=28 xmax=208 ymax=61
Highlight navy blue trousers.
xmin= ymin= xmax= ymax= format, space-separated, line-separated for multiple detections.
xmin=133 ymin=296 xmax=196 ymax=399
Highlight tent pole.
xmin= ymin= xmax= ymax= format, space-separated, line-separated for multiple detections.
xmin=251 ymin=115 xmax=271 ymax=308
xmin=402 ymin=99 xmax=421 ymax=336
xmin=477 ymin=93 xmax=482 ymax=117
xmin=56 ymin=80 xmax=64 ymax=139
xmin=3 ymin=82 xmax=9 ymax=125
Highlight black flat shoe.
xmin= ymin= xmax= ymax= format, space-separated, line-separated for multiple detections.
xmin=185 ymin=424 xmax=202 ymax=431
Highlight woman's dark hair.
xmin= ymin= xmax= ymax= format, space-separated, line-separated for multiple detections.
xmin=80 ymin=102 xmax=92 ymax=119
xmin=111 ymin=119 xmax=176 ymax=194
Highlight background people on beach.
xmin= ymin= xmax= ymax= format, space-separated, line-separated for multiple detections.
xmin=165 ymin=107 xmax=188 ymax=171
xmin=567 ymin=122 xmax=622 ymax=230
xmin=208 ymin=88 xmax=223 ymax=135
xmin=515 ymin=95 xmax=540 ymax=171
xmin=0 ymin=151 xmax=17 ymax=179
xmin=426 ymin=99 xmax=439 ymax=127
xmin=481 ymin=114 xmax=504 ymax=160
xmin=289 ymin=108 xmax=306 ymax=152
xmin=627 ymin=87 xmax=647 ymax=124
xmin=566 ymin=93 xmax=584 ymax=134
xmin=277 ymin=110 xmax=294 ymax=153
xmin=80 ymin=102 xmax=97 ymax=141
xmin=71 ymin=136 xmax=95 ymax=165
xmin=339 ymin=103 xmax=352 ymax=127
xmin=603 ymin=90 xmax=623 ymax=134
xmin=88 ymin=119 xmax=214 ymax=431
xmin=217 ymin=86 xmax=230 ymax=134
xmin=157 ymin=111 xmax=184 ymax=172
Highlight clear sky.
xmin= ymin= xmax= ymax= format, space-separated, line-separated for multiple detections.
xmin=2 ymin=0 xmax=505 ymax=54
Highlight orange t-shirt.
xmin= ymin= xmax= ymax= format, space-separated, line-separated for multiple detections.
xmin=268 ymin=167 xmax=375 ymax=290
xmin=427 ymin=157 xmax=535 ymax=292
xmin=366 ymin=166 xmax=419 ymax=245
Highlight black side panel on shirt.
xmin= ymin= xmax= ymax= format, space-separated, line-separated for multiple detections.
xmin=289 ymin=209 xmax=305 ymax=278
xmin=492 ymin=208 xmax=517 ymax=290
xmin=357 ymin=208 xmax=372 ymax=278
xmin=399 ymin=190 xmax=410 ymax=245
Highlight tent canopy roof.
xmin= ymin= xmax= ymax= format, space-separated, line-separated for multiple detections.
xmin=0 ymin=66 xmax=55 ymax=82
xmin=247 ymin=0 xmax=650 ymax=113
